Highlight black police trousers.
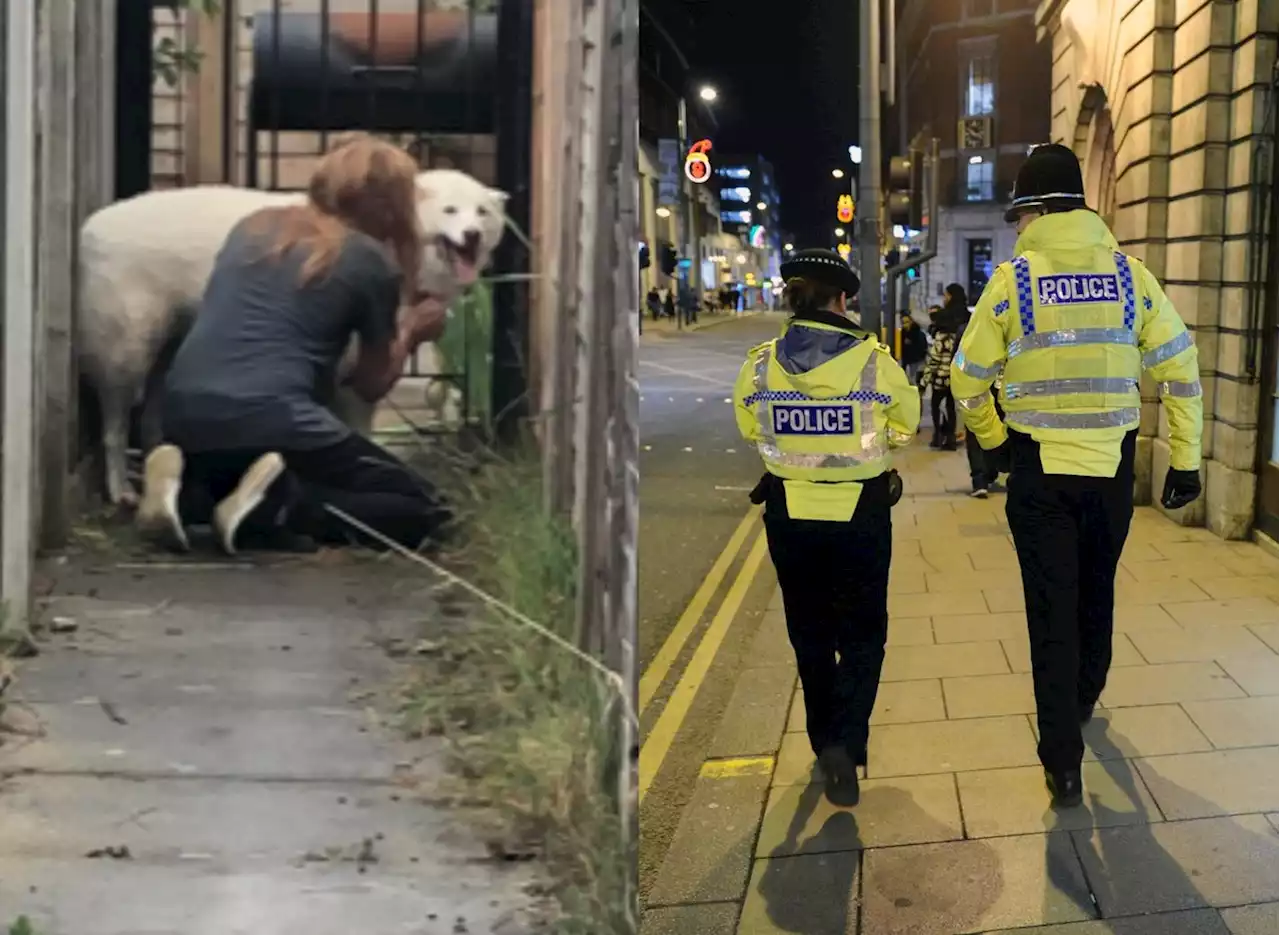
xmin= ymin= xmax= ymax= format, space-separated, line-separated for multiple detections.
xmin=761 ymin=472 xmax=893 ymax=762
xmin=1005 ymin=429 xmax=1136 ymax=773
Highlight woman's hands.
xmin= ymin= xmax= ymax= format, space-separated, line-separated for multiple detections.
xmin=400 ymin=294 xmax=448 ymax=348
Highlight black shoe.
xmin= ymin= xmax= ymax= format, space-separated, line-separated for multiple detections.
xmin=818 ymin=745 xmax=860 ymax=807
xmin=1079 ymin=703 xmax=1095 ymax=725
xmin=1045 ymin=769 xmax=1083 ymax=808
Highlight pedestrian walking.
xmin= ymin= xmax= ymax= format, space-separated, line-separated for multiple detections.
xmin=955 ymin=314 xmax=1004 ymax=498
xmin=900 ymin=312 xmax=928 ymax=388
xmin=733 ymin=248 xmax=921 ymax=806
xmin=924 ymin=310 xmax=959 ymax=450
xmin=951 ymin=143 xmax=1204 ymax=807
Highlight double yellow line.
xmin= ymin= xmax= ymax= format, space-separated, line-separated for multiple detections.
xmin=638 ymin=506 xmax=770 ymax=803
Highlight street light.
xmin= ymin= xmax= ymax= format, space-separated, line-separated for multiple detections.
xmin=756 ymin=201 xmax=767 ymax=210
xmin=656 ymin=206 xmax=671 ymax=218
xmin=783 ymin=242 xmax=794 ymax=252
xmin=698 ymin=85 xmax=718 ymax=102
xmin=832 ymin=169 xmax=845 ymax=179
xmin=835 ymin=227 xmax=846 ymax=238
xmin=849 ymin=145 xmax=862 ymax=165
xmin=735 ymin=253 xmax=747 ymax=264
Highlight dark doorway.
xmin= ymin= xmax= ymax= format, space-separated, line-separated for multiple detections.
xmin=966 ymin=238 xmax=993 ymax=301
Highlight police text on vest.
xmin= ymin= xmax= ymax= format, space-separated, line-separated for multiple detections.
xmin=772 ymin=404 xmax=855 ymax=436
xmin=1036 ymin=273 xmax=1120 ymax=306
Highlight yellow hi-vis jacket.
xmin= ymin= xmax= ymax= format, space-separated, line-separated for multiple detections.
xmin=951 ymin=210 xmax=1203 ymax=478
xmin=734 ymin=316 xmax=921 ymax=521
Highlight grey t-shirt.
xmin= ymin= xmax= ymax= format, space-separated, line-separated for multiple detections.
xmin=162 ymin=216 xmax=401 ymax=452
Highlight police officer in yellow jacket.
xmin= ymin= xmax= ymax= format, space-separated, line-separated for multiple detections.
xmin=734 ymin=248 xmax=920 ymax=806
xmin=951 ymin=144 xmax=1203 ymax=807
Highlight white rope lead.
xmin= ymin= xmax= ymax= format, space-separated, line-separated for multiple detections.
xmin=321 ymin=503 xmax=630 ymax=707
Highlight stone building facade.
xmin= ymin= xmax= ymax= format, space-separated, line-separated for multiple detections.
xmin=893 ymin=0 xmax=1052 ymax=311
xmin=1039 ymin=0 xmax=1278 ymax=541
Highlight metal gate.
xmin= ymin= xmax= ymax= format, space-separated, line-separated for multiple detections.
xmin=121 ymin=0 xmax=532 ymax=435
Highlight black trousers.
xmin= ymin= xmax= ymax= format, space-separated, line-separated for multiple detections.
xmin=762 ymin=474 xmax=893 ymax=762
xmin=930 ymin=387 xmax=956 ymax=443
xmin=1005 ymin=429 xmax=1135 ymax=773
xmin=175 ymin=434 xmax=452 ymax=550
xmin=964 ymin=392 xmax=1006 ymax=489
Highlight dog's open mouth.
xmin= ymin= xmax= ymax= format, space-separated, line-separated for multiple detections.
xmin=439 ymin=236 xmax=481 ymax=286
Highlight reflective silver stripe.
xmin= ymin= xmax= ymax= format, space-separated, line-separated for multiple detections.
xmin=752 ymin=343 xmax=887 ymax=469
xmin=1003 ymin=377 xmax=1139 ymax=400
xmin=957 ymin=393 xmax=995 ymax=411
xmin=953 ymin=349 xmax=1002 ymax=380
xmin=1142 ymin=331 xmax=1194 ymax=369
xmin=1158 ymin=379 xmax=1202 ymax=398
xmin=1008 ymin=408 xmax=1141 ymax=430
xmin=1007 ymin=327 xmax=1138 ymax=359
xmin=886 ymin=427 xmax=914 ymax=446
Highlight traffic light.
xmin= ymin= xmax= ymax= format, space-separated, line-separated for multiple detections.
xmin=887 ymin=151 xmax=923 ymax=228
xmin=640 ymin=243 xmax=650 ymax=271
xmin=659 ymin=243 xmax=678 ymax=277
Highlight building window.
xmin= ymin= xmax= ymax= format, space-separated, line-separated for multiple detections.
xmin=964 ymin=52 xmax=995 ymax=116
xmin=964 ymin=156 xmax=994 ymax=201
xmin=717 ymin=166 xmax=750 ymax=179
xmin=721 ymin=210 xmax=751 ymax=225
xmin=720 ymin=187 xmax=750 ymax=202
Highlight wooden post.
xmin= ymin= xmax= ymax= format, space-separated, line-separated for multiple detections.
xmin=3 ymin=0 xmax=39 ymax=632
xmin=183 ymin=0 xmax=235 ymax=184
xmin=36 ymin=0 xmax=80 ymax=550
xmin=609 ymin=0 xmax=640 ymax=918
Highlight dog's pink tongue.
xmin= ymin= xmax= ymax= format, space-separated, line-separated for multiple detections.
xmin=452 ymin=257 xmax=479 ymax=285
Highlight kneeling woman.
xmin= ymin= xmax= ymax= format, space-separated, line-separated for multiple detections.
xmin=137 ymin=136 xmax=450 ymax=554
xmin=733 ymin=249 xmax=920 ymax=805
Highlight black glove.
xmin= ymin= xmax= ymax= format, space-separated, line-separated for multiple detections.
xmin=887 ymin=469 xmax=904 ymax=507
xmin=1161 ymin=468 xmax=1201 ymax=510
xmin=748 ymin=473 xmax=774 ymax=505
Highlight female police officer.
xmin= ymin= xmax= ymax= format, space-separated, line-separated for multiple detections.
xmin=733 ymin=248 xmax=920 ymax=806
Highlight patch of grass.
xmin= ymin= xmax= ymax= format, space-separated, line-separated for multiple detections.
xmin=402 ymin=439 xmax=633 ymax=934
xmin=8 ymin=916 xmax=38 ymax=935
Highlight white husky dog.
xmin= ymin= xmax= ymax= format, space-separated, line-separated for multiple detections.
xmin=78 ymin=168 xmax=507 ymax=506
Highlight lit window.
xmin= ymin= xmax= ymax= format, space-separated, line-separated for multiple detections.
xmin=965 ymin=158 xmax=994 ymax=201
xmin=721 ymin=210 xmax=751 ymax=224
xmin=717 ymin=166 xmax=751 ymax=179
xmin=965 ymin=53 xmax=995 ymax=116
xmin=719 ymin=187 xmax=751 ymax=202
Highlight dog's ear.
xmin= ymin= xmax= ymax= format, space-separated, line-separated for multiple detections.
xmin=488 ymin=187 xmax=510 ymax=206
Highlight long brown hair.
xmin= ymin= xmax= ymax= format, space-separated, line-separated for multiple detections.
xmin=246 ymin=134 xmax=423 ymax=293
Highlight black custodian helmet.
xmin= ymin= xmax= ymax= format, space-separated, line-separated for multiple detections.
xmin=779 ymin=248 xmax=861 ymax=296
xmin=1005 ymin=142 xmax=1090 ymax=222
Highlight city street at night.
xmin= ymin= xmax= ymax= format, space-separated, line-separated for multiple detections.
xmin=638 ymin=325 xmax=1278 ymax=935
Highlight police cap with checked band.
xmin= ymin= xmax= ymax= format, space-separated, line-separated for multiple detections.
xmin=780 ymin=248 xmax=861 ymax=298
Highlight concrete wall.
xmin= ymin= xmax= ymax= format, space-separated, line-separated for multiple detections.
xmin=1042 ymin=0 xmax=1278 ymax=538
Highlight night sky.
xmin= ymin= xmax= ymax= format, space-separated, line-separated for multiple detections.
xmin=683 ymin=0 xmax=861 ymax=248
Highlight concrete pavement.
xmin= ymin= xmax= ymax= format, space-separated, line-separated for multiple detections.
xmin=640 ymin=416 xmax=1279 ymax=934
xmin=0 ymin=548 xmax=534 ymax=934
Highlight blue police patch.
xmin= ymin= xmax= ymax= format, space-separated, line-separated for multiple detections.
xmin=1036 ymin=273 xmax=1120 ymax=306
xmin=772 ymin=404 xmax=855 ymax=436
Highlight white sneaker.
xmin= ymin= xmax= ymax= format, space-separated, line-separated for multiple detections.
xmin=969 ymin=487 xmax=989 ymax=499
xmin=136 ymin=444 xmax=189 ymax=552
xmin=212 ymin=452 xmax=286 ymax=556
